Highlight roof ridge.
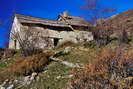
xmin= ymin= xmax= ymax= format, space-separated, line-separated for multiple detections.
xmin=15 ymin=13 xmax=56 ymax=21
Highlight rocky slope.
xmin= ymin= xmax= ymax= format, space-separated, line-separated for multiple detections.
xmin=107 ymin=9 xmax=133 ymax=35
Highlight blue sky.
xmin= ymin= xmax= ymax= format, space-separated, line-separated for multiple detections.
xmin=0 ymin=0 xmax=133 ymax=48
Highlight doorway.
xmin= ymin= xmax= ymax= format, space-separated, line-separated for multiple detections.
xmin=54 ymin=38 xmax=59 ymax=46
xmin=14 ymin=40 xmax=17 ymax=49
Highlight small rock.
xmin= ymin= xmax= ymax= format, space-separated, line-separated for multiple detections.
xmin=30 ymin=72 xmax=37 ymax=81
xmin=0 ymin=86 xmax=5 ymax=89
xmin=24 ymin=76 xmax=30 ymax=83
xmin=64 ymin=47 xmax=71 ymax=54
xmin=23 ymin=76 xmax=31 ymax=85
xmin=4 ymin=79 xmax=9 ymax=83
xmin=7 ymin=84 xmax=14 ymax=89
xmin=13 ymin=80 xmax=18 ymax=84
xmin=43 ymin=71 xmax=47 ymax=73
xmin=9 ymin=80 xmax=13 ymax=85
xmin=26 ymin=81 xmax=31 ymax=85
xmin=56 ymin=76 xmax=61 ymax=79
xmin=1 ymin=79 xmax=9 ymax=87
xmin=36 ymin=76 xmax=40 ymax=81
xmin=62 ymin=74 xmax=73 ymax=78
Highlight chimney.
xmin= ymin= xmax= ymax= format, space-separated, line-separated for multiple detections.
xmin=63 ymin=11 xmax=69 ymax=17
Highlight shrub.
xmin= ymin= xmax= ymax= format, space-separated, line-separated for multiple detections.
xmin=92 ymin=21 xmax=113 ymax=47
xmin=0 ymin=69 xmax=18 ymax=83
xmin=4 ymin=52 xmax=53 ymax=76
xmin=57 ymin=41 xmax=76 ymax=48
xmin=21 ymin=48 xmax=43 ymax=57
xmin=2 ymin=49 xmax=17 ymax=59
xmin=83 ymin=40 xmax=96 ymax=48
xmin=117 ymin=29 xmax=129 ymax=45
xmin=0 ymin=48 xmax=4 ymax=60
xmin=67 ymin=48 xmax=133 ymax=89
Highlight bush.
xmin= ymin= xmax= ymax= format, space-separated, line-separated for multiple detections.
xmin=67 ymin=48 xmax=133 ymax=89
xmin=0 ymin=48 xmax=4 ymax=60
xmin=4 ymin=52 xmax=53 ymax=76
xmin=57 ymin=41 xmax=76 ymax=48
xmin=21 ymin=48 xmax=43 ymax=57
xmin=117 ymin=29 xmax=129 ymax=45
xmin=2 ymin=49 xmax=17 ymax=59
xmin=93 ymin=22 xmax=112 ymax=47
xmin=83 ymin=40 xmax=96 ymax=48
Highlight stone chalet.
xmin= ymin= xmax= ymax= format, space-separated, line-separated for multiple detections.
xmin=9 ymin=11 xmax=93 ymax=49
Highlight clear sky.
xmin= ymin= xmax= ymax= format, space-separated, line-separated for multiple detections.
xmin=0 ymin=0 xmax=133 ymax=48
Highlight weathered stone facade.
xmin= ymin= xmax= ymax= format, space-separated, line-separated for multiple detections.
xmin=9 ymin=16 xmax=21 ymax=49
xmin=9 ymin=12 xmax=93 ymax=49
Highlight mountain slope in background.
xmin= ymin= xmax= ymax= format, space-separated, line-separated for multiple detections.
xmin=108 ymin=9 xmax=133 ymax=35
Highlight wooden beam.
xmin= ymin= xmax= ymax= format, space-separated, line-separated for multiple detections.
xmin=59 ymin=15 xmax=76 ymax=31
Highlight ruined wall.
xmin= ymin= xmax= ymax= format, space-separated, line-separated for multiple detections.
xmin=24 ymin=26 xmax=54 ymax=49
xmin=58 ymin=30 xmax=93 ymax=44
xmin=47 ymin=29 xmax=93 ymax=44
xmin=24 ymin=26 xmax=93 ymax=47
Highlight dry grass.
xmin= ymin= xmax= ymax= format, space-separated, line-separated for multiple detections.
xmin=0 ymin=51 xmax=54 ymax=83
xmin=67 ymin=48 xmax=133 ymax=89
xmin=3 ymin=52 xmax=54 ymax=76
xmin=2 ymin=49 xmax=17 ymax=59
xmin=57 ymin=40 xmax=76 ymax=48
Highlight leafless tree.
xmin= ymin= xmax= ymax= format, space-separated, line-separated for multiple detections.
xmin=93 ymin=19 xmax=114 ymax=46
xmin=81 ymin=0 xmax=116 ymax=46
xmin=11 ymin=26 xmax=51 ymax=56
xmin=82 ymin=0 xmax=115 ymax=23
xmin=117 ymin=24 xmax=129 ymax=45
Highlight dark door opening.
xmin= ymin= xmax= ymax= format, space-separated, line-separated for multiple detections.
xmin=14 ymin=40 xmax=17 ymax=49
xmin=54 ymin=38 xmax=59 ymax=46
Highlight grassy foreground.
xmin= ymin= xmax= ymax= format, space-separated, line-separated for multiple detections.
xmin=0 ymin=40 xmax=132 ymax=89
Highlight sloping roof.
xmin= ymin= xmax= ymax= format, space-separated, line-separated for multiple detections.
xmin=15 ymin=14 xmax=91 ymax=28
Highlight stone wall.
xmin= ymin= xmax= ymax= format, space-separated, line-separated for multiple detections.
xmin=9 ymin=16 xmax=21 ymax=49
xmin=25 ymin=26 xmax=93 ymax=47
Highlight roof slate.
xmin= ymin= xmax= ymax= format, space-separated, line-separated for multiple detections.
xmin=15 ymin=14 xmax=91 ymax=28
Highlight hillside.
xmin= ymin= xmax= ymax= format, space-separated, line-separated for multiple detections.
xmin=0 ymin=43 xmax=98 ymax=89
xmin=0 ymin=39 xmax=133 ymax=89
xmin=107 ymin=9 xmax=133 ymax=35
